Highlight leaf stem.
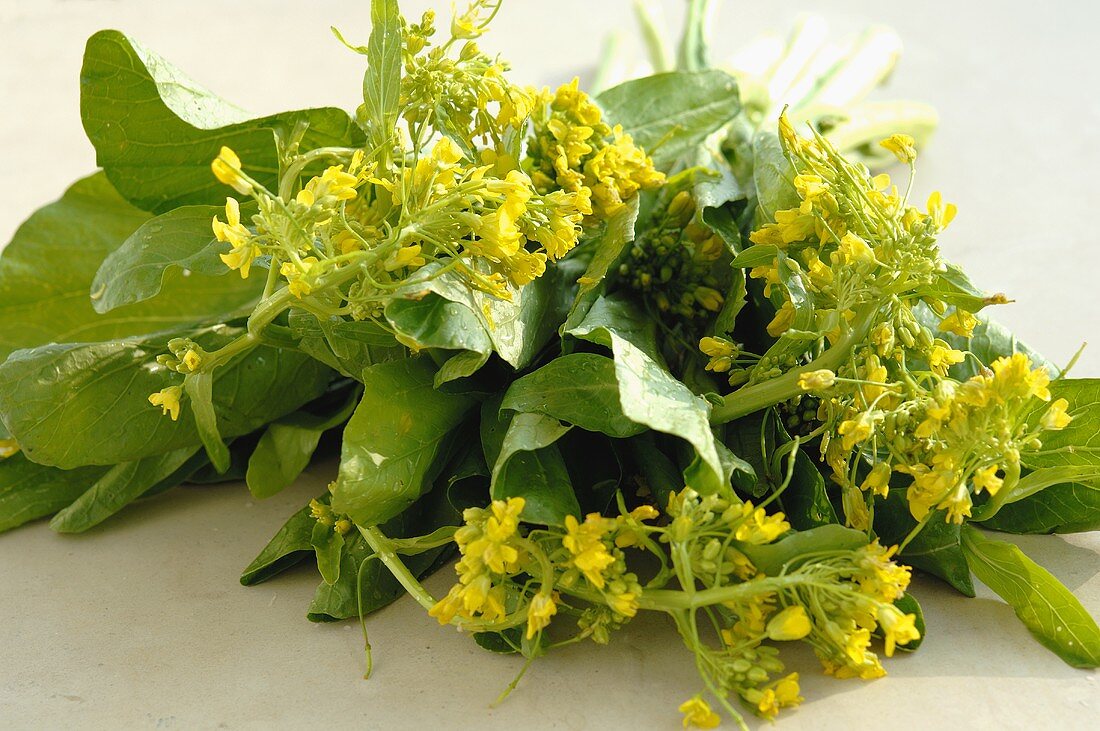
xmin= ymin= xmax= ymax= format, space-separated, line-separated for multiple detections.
xmin=710 ymin=302 xmax=878 ymax=424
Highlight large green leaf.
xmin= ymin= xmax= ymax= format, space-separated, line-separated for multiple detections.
xmin=489 ymin=412 xmax=579 ymax=525
xmin=287 ymin=310 xmax=403 ymax=380
xmin=501 ymin=353 xmax=645 ymax=439
xmin=597 ymin=70 xmax=741 ymax=168
xmin=50 ymin=446 xmax=201 ymax=533
xmin=568 ymin=295 xmax=726 ymax=493
xmin=331 ymin=358 xmax=476 ymax=526
xmin=961 ymin=526 xmax=1100 ymax=668
xmin=394 ymin=263 xmax=571 ymax=371
xmin=1025 ymin=379 xmax=1100 ymax=470
xmin=0 ymin=454 xmax=107 ymax=534
xmin=362 ymin=0 xmax=402 ymax=151
xmin=384 ymin=292 xmax=492 ymax=384
xmin=981 ymin=481 xmax=1100 ymax=534
xmin=240 ymin=503 xmax=317 ymax=585
xmin=0 ymin=326 xmax=332 ymax=469
xmin=90 ymin=204 xmax=261 ymax=313
xmin=0 ymin=174 xmax=255 ymax=362
xmin=751 ymin=132 xmax=799 ymax=220
xmin=81 ymin=30 xmax=363 ymax=212
xmin=246 ymin=388 xmax=360 ymax=499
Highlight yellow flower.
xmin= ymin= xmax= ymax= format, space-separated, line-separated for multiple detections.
xmin=213 ymin=197 xmax=260 ymax=278
xmin=734 ymin=502 xmax=791 ymax=544
xmin=211 ymin=146 xmax=252 ymax=194
xmin=1041 ymin=397 xmax=1072 ymax=430
xmin=384 ymin=244 xmax=426 ymax=271
xmin=939 ymin=309 xmax=978 ymax=338
xmin=503 ymin=249 xmax=547 ymax=287
xmin=766 ymin=300 xmax=795 ymax=337
xmin=773 ymin=673 xmax=803 ymax=708
xmin=766 ymin=605 xmax=812 ymax=641
xmin=563 ymin=513 xmax=616 ymax=588
xmin=148 ymin=386 xmax=183 ymax=421
xmin=838 ymin=411 xmax=878 ymax=450
xmin=798 ymin=369 xmax=836 ymax=391
xmin=927 ymin=341 xmax=966 ymax=376
xmin=939 ymin=483 xmax=972 ymax=524
xmin=280 ymin=258 xmax=317 ymax=298
xmin=972 ymin=465 xmax=1004 ymax=496
xmin=877 ymin=604 xmax=921 ymax=657
xmin=926 ymin=191 xmax=957 ymax=230
xmin=526 ymin=593 xmax=558 ymax=639
xmin=773 ymin=207 xmax=816 ymax=244
xmin=0 ymin=439 xmax=19 ymax=459
xmin=212 ymin=197 xmax=250 ymax=246
xmin=304 ymin=165 xmax=358 ymax=203
xmin=678 ymin=696 xmax=720 ymax=729
xmin=693 ymin=286 xmax=724 ymax=312
xmin=860 ymin=461 xmax=892 ymax=498
xmin=879 ymin=133 xmax=917 ymax=164
xmin=990 ymin=352 xmax=1051 ymax=401
xmin=181 ymin=349 xmax=202 ymax=372
xmin=473 ymin=209 xmax=523 ymax=260
xmin=837 ymin=231 xmax=876 ymax=265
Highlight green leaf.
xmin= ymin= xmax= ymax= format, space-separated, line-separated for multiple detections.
xmin=981 ymin=481 xmax=1100 ymax=535
xmin=363 ymin=0 xmax=402 ymax=151
xmin=0 ymin=174 xmax=252 ymax=362
xmin=875 ymin=488 xmax=976 ymax=597
xmin=311 ymin=521 xmax=346 ymax=585
xmin=395 ymin=263 xmax=571 ymax=370
xmin=246 ymin=388 xmax=360 ymax=499
xmin=730 ymin=245 xmax=779 ymax=269
xmin=81 ymin=30 xmax=363 ymax=212
xmin=501 ymin=353 xmax=645 ymax=438
xmin=287 ymin=310 xmax=403 ymax=379
xmin=490 ymin=412 xmax=579 ymax=525
xmin=569 ymin=296 xmax=726 ymax=493
xmin=0 ymin=326 xmax=332 ymax=469
xmin=0 ymin=454 xmax=107 ymax=534
xmin=913 ymin=262 xmax=1001 ymax=314
xmin=184 ymin=372 xmax=230 ymax=473
xmin=961 ymin=526 xmax=1100 ymax=668
xmin=385 ymin=293 xmax=492 ymax=357
xmin=569 ymin=196 xmax=640 ymax=319
xmin=91 ymin=204 xmax=262 ymax=313
xmin=49 ymin=447 xmax=200 ymax=533
xmin=597 ymin=70 xmax=741 ymax=168
xmin=740 ymin=524 xmax=867 ymax=576
xmin=676 ymin=0 xmax=712 ymax=72
xmin=1025 ymin=379 xmax=1100 ymax=470
xmin=752 ymin=132 xmax=798 ymax=219
xmin=331 ymin=358 xmax=476 ymax=526
xmin=240 ymin=503 xmax=317 ymax=585
xmin=308 ymin=483 xmax=460 ymax=622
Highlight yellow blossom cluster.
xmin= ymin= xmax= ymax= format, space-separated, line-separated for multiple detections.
xmin=429 ymin=496 xmax=529 ymax=627
xmin=528 ymin=79 xmax=665 ymax=219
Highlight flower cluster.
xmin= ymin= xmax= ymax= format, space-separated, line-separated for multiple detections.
xmin=528 ymin=79 xmax=665 ymax=219
xmin=713 ymin=116 xmax=1072 ymax=529
xmin=429 ymin=496 xmax=529 ymax=628
xmin=148 ymin=3 xmax=657 ymax=422
xmin=419 ymin=487 xmax=918 ymax=729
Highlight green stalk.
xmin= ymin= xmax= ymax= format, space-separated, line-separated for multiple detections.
xmin=709 ymin=303 xmax=877 ymax=424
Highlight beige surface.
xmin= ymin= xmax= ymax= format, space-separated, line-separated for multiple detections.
xmin=1 ymin=1 xmax=1098 ymax=729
